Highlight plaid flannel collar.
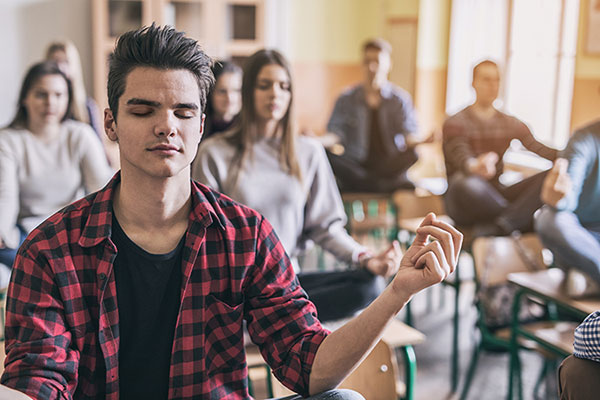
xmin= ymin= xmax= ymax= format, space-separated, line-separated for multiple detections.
xmin=78 ymin=172 xmax=224 ymax=248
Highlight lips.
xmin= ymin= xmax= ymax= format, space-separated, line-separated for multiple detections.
xmin=148 ymin=143 xmax=180 ymax=152
xmin=267 ymin=103 xmax=281 ymax=112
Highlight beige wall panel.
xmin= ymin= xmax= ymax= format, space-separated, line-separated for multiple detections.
xmin=570 ymin=77 xmax=600 ymax=131
xmin=292 ymin=62 xmax=362 ymax=135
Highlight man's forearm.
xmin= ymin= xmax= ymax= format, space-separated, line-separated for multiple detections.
xmin=308 ymin=284 xmax=411 ymax=395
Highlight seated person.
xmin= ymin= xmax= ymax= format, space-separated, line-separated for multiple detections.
xmin=194 ymin=49 xmax=402 ymax=322
xmin=326 ymin=38 xmax=420 ymax=193
xmin=46 ymin=40 xmax=103 ymax=137
xmin=45 ymin=40 xmax=119 ymax=168
xmin=558 ymin=311 xmax=600 ymax=399
xmin=535 ymin=120 xmax=600 ymax=287
xmin=0 ymin=61 xmax=112 ymax=269
xmin=0 ymin=25 xmax=462 ymax=400
xmin=201 ymin=60 xmax=242 ymax=140
xmin=443 ymin=60 xmax=558 ymax=236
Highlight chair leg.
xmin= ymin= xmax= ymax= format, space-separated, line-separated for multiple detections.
xmin=451 ymin=278 xmax=460 ymax=393
xmin=400 ymin=345 xmax=417 ymax=400
xmin=426 ymin=287 xmax=434 ymax=313
xmin=508 ymin=291 xmax=525 ymax=400
xmin=533 ymin=359 xmax=549 ymax=400
xmin=460 ymin=339 xmax=481 ymax=400
xmin=247 ymin=373 xmax=254 ymax=397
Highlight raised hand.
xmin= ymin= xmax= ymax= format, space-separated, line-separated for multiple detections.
xmin=468 ymin=151 xmax=499 ymax=180
xmin=541 ymin=158 xmax=571 ymax=207
xmin=390 ymin=213 xmax=463 ymax=298
xmin=364 ymin=241 xmax=403 ymax=278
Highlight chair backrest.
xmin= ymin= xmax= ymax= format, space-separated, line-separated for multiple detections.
xmin=338 ymin=340 xmax=399 ymax=400
xmin=392 ymin=190 xmax=445 ymax=220
xmin=472 ymin=233 xmax=547 ymax=287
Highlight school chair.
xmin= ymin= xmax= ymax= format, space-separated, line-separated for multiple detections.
xmin=392 ymin=189 xmax=472 ymax=393
xmin=246 ymin=318 xmax=425 ymax=400
xmin=463 ymin=234 xmax=573 ymax=400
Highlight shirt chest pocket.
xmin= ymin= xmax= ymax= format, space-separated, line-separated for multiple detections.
xmin=204 ymin=295 xmax=245 ymax=373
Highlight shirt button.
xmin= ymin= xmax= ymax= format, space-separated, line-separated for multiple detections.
xmin=99 ymin=273 xmax=107 ymax=281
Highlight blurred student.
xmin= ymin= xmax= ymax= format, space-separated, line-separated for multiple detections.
xmin=46 ymin=40 xmax=119 ymax=167
xmin=202 ymin=60 xmax=242 ymax=140
xmin=326 ymin=38 xmax=421 ymax=193
xmin=443 ymin=60 xmax=558 ymax=236
xmin=194 ymin=49 xmax=404 ymax=322
xmin=535 ymin=120 xmax=600 ymax=290
xmin=46 ymin=40 xmax=102 ymax=135
xmin=0 ymin=61 xmax=112 ymax=269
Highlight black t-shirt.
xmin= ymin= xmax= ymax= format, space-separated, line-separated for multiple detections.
xmin=364 ymin=107 xmax=387 ymax=171
xmin=112 ymin=215 xmax=184 ymax=399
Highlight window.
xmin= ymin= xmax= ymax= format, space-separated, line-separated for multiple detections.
xmin=446 ymin=0 xmax=579 ymax=148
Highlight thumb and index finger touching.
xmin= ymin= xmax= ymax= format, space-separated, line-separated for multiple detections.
xmin=412 ymin=213 xmax=463 ymax=266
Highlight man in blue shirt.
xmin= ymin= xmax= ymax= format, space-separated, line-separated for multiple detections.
xmin=535 ymin=120 xmax=600 ymax=286
xmin=326 ymin=38 xmax=421 ymax=193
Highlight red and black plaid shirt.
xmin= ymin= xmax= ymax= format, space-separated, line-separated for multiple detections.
xmin=1 ymin=173 xmax=328 ymax=399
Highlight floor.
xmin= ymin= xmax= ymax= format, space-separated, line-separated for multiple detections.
xmin=406 ymin=278 xmax=558 ymax=400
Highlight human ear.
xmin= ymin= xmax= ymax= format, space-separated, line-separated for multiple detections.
xmin=199 ymin=113 xmax=205 ymax=143
xmin=104 ymin=108 xmax=118 ymax=142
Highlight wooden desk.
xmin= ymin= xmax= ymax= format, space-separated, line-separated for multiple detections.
xmin=506 ymin=269 xmax=600 ymax=399
xmin=508 ymin=268 xmax=600 ymax=318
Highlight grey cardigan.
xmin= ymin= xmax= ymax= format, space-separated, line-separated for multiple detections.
xmin=0 ymin=120 xmax=113 ymax=248
xmin=192 ymin=133 xmax=366 ymax=272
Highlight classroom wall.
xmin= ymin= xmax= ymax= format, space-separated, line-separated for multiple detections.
xmin=0 ymin=0 xmax=93 ymax=127
xmin=414 ymin=0 xmax=451 ymax=137
xmin=571 ymin=0 xmax=600 ymax=131
xmin=286 ymin=0 xmax=419 ymax=135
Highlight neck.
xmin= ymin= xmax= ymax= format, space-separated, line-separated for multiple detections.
xmin=471 ymin=101 xmax=497 ymax=120
xmin=114 ymin=167 xmax=192 ymax=232
xmin=257 ymin=119 xmax=280 ymax=139
xmin=364 ymin=79 xmax=383 ymax=92
xmin=27 ymin=120 xmax=61 ymax=141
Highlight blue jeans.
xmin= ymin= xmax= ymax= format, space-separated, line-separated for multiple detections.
xmin=535 ymin=206 xmax=600 ymax=284
xmin=0 ymin=227 xmax=26 ymax=268
xmin=274 ymin=389 xmax=365 ymax=400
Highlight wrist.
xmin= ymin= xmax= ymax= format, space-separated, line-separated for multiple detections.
xmin=382 ymin=282 xmax=413 ymax=314
xmin=357 ymin=251 xmax=373 ymax=269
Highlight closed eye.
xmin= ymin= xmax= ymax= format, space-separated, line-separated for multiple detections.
xmin=175 ymin=110 xmax=197 ymax=119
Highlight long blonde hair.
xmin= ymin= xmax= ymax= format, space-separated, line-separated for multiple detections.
xmin=46 ymin=40 xmax=89 ymax=124
xmin=226 ymin=49 xmax=301 ymax=189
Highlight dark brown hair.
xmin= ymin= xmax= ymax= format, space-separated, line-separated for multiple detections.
xmin=362 ymin=38 xmax=392 ymax=55
xmin=9 ymin=61 xmax=73 ymax=129
xmin=107 ymin=24 xmax=214 ymax=119
xmin=225 ymin=49 xmax=301 ymax=188
xmin=472 ymin=59 xmax=499 ymax=81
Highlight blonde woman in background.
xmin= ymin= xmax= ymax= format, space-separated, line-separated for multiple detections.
xmin=46 ymin=40 xmax=120 ymax=167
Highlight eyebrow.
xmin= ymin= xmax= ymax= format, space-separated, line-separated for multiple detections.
xmin=257 ymin=78 xmax=289 ymax=84
xmin=125 ymin=98 xmax=198 ymax=110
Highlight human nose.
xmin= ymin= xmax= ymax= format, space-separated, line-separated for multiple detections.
xmin=154 ymin=112 xmax=177 ymax=137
